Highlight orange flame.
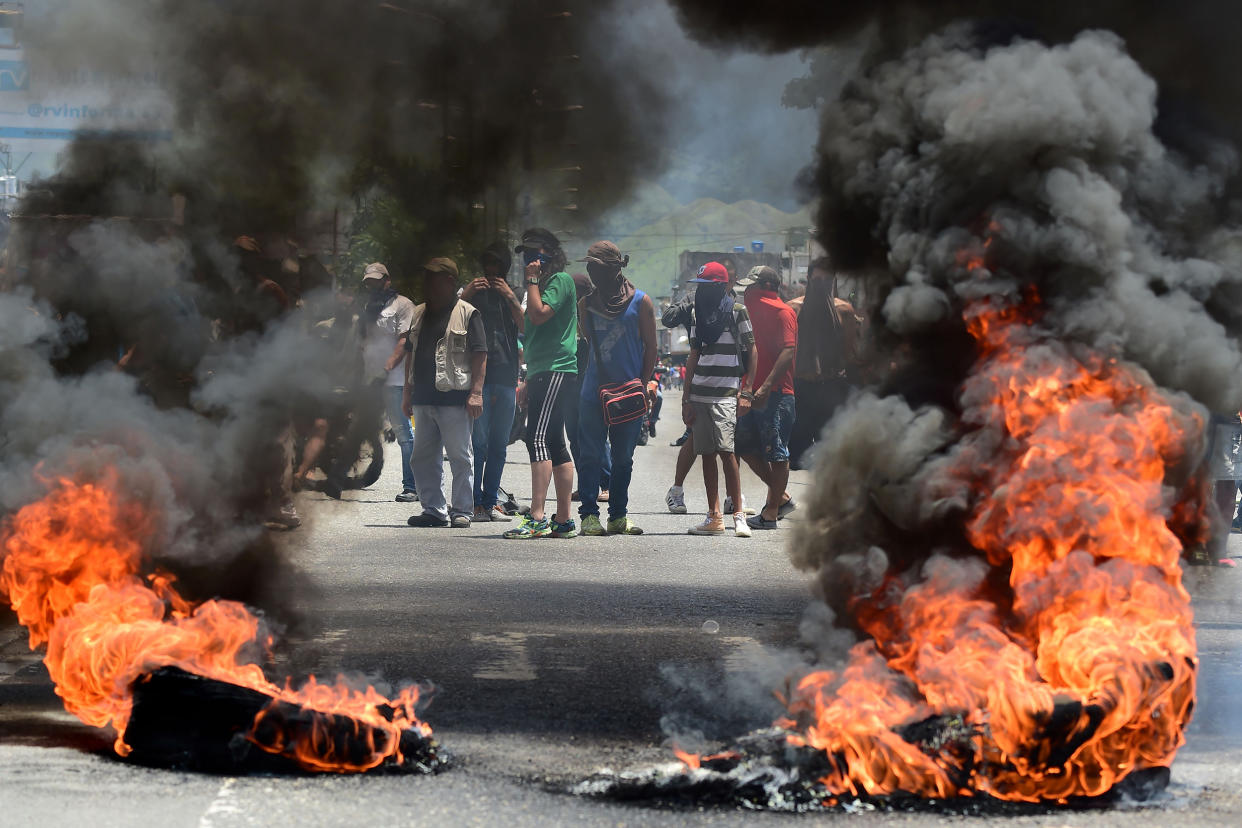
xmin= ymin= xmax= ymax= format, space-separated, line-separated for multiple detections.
xmin=673 ymin=745 xmax=701 ymax=769
xmin=779 ymin=296 xmax=1199 ymax=802
xmin=0 ymin=475 xmax=432 ymax=771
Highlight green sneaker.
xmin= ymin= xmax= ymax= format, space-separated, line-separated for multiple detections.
xmin=607 ymin=516 xmax=643 ymax=535
xmin=503 ymin=515 xmax=551 ymax=539
xmin=550 ymin=517 xmax=579 ymax=538
xmin=581 ymin=515 xmax=606 ymax=536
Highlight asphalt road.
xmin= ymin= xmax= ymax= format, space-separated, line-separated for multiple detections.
xmin=3 ymin=388 xmax=1242 ymax=826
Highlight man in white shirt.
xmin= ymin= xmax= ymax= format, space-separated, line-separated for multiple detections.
xmin=361 ymin=262 xmax=418 ymax=502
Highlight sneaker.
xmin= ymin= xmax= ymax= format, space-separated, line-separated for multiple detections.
xmin=649 ymin=420 xmax=657 ymax=438
xmin=723 ymin=495 xmax=757 ymax=516
xmin=665 ymin=485 xmax=687 ymax=514
xmin=550 ymin=518 xmax=579 ymax=538
xmin=264 ymin=502 xmax=302 ymax=531
xmin=504 ymin=515 xmax=551 ymax=539
xmin=492 ymin=505 xmax=513 ymax=522
xmin=688 ymin=516 xmax=725 ymax=536
xmin=777 ymin=497 xmax=797 ymax=520
xmin=671 ymin=430 xmax=689 ymax=447
xmin=473 ymin=506 xmax=494 ymax=522
xmin=451 ymin=514 xmax=472 ymax=528
xmin=733 ymin=513 xmax=751 ymax=538
xmin=581 ymin=515 xmax=606 ymax=536
xmin=407 ymin=512 xmax=448 ymax=528
xmin=607 ymin=516 xmax=643 ymax=535
xmin=395 ymin=490 xmax=419 ymax=503
xmin=746 ymin=513 xmax=780 ymax=531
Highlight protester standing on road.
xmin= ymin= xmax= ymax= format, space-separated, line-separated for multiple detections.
xmin=359 ymin=262 xmax=419 ymax=503
xmin=462 ymin=243 xmax=522 ymax=523
xmin=565 ymin=272 xmax=612 ymax=502
xmin=505 ymin=229 xmax=579 ymax=539
xmin=735 ymin=266 xmax=798 ymax=531
xmin=575 ymin=241 xmax=657 ymax=537
xmin=402 ymin=258 xmax=488 ymax=528
xmin=662 ymin=292 xmax=698 ymax=514
xmin=788 ymin=257 xmax=862 ymax=470
xmin=682 ymin=262 xmax=756 ymax=537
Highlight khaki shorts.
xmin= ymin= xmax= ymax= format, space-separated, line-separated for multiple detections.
xmin=690 ymin=399 xmax=736 ymax=455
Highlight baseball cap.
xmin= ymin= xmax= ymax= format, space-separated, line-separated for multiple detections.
xmin=514 ymin=227 xmax=560 ymax=254
xmin=689 ymin=261 xmax=729 ymax=284
xmin=361 ymin=262 xmax=390 ymax=282
xmin=577 ymin=240 xmax=629 ymax=267
xmin=422 ymin=257 xmax=460 ymax=280
xmin=735 ymin=265 xmax=780 ymax=288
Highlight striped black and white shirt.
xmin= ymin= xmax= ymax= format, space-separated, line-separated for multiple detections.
xmin=688 ymin=303 xmax=754 ymax=404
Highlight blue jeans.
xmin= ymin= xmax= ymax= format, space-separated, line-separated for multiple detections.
xmin=565 ymin=380 xmax=611 ymax=489
xmin=385 ymin=385 xmax=416 ymax=493
xmin=472 ymin=383 xmax=517 ymax=509
xmin=576 ymin=397 xmax=641 ymax=521
xmin=737 ymin=391 xmax=797 ymax=463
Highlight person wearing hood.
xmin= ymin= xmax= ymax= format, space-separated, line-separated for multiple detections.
xmin=574 ymin=241 xmax=657 ymax=536
xmin=360 ymin=261 xmax=419 ymax=503
xmin=681 ymin=262 xmax=757 ymax=538
xmin=462 ymin=242 xmax=523 ymax=522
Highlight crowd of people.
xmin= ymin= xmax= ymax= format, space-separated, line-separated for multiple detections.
xmin=354 ymin=226 xmax=862 ymax=539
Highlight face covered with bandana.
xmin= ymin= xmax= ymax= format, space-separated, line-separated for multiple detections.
xmin=693 ymin=281 xmax=734 ymax=346
xmin=579 ymin=241 xmax=634 ymax=319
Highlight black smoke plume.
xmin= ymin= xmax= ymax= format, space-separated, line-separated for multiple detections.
xmin=2 ymin=0 xmax=672 ymax=615
xmin=619 ymin=0 xmax=1242 ymax=804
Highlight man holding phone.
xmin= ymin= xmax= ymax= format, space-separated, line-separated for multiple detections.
xmin=462 ymin=242 xmax=523 ymax=523
xmin=504 ymin=228 xmax=579 ymax=539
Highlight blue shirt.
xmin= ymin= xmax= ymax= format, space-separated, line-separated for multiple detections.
xmin=581 ymin=291 xmax=646 ymax=397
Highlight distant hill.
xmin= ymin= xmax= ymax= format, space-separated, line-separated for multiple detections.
xmin=593 ymin=195 xmax=813 ymax=298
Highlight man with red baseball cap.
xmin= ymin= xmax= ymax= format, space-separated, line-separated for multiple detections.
xmin=681 ymin=262 xmax=757 ymax=538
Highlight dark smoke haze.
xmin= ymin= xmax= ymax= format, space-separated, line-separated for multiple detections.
xmin=0 ymin=0 xmax=686 ymax=620
xmin=650 ymin=0 xmax=1242 ymax=742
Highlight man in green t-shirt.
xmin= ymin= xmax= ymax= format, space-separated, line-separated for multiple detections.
xmin=504 ymin=228 xmax=580 ymax=540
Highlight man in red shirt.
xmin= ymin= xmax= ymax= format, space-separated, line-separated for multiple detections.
xmin=735 ymin=266 xmax=798 ymax=529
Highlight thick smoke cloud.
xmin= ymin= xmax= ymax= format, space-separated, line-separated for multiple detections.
xmin=786 ymin=24 xmax=1242 ymax=600
xmin=1 ymin=0 xmax=683 ymax=617
xmin=816 ymin=29 xmax=1242 ymax=411
xmin=648 ymin=6 xmax=1242 ymax=742
xmin=21 ymin=0 xmax=671 ymax=238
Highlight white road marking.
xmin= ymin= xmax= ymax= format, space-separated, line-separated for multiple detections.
xmin=198 ymin=777 xmax=248 ymax=828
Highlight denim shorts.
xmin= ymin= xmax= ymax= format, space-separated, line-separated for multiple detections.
xmin=737 ymin=391 xmax=796 ymax=463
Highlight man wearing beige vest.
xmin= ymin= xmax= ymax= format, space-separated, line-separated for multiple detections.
xmin=401 ymin=257 xmax=489 ymax=528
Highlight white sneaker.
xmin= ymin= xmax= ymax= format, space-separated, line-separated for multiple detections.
xmin=733 ymin=513 xmax=751 ymax=538
xmin=723 ymin=495 xmax=757 ymax=516
xmin=666 ymin=485 xmax=687 ymax=514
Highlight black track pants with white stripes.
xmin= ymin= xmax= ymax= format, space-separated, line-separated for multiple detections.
xmin=524 ymin=371 xmax=574 ymax=467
